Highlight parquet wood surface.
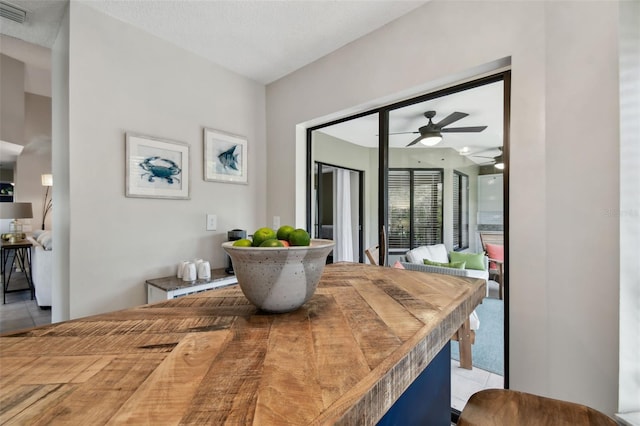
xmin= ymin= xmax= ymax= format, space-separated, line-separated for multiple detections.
xmin=0 ymin=263 xmax=484 ymax=425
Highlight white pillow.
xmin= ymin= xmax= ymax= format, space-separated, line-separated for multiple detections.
xmin=32 ymin=230 xmax=46 ymax=240
xmin=405 ymin=246 xmax=431 ymax=264
xmin=36 ymin=231 xmax=50 ymax=245
xmin=41 ymin=234 xmax=52 ymax=250
xmin=406 ymin=244 xmax=450 ymax=264
xmin=426 ymin=244 xmax=449 ymax=264
xmin=36 ymin=231 xmax=53 ymax=251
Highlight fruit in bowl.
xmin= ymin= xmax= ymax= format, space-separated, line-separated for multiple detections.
xmin=222 ymin=226 xmax=334 ymax=313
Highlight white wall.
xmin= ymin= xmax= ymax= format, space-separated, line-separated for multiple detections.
xmin=59 ymin=2 xmax=266 ymax=319
xmin=618 ymin=0 xmax=640 ymax=414
xmin=544 ymin=1 xmax=619 ymax=408
xmin=267 ymin=0 xmax=620 ymax=415
xmin=16 ymin=93 xmax=52 ymax=231
xmin=0 ymin=54 xmax=25 ymax=145
xmin=52 ymin=4 xmax=70 ymax=322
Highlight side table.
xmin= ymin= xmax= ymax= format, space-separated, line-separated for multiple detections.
xmin=146 ymin=267 xmax=237 ymax=303
xmin=1 ymin=240 xmax=35 ymax=304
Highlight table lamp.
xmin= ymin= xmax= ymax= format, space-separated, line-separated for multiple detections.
xmin=0 ymin=202 xmax=33 ymax=243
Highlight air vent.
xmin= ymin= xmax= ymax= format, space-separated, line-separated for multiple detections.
xmin=0 ymin=1 xmax=27 ymax=24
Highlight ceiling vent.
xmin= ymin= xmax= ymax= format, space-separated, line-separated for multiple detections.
xmin=0 ymin=1 xmax=27 ymax=24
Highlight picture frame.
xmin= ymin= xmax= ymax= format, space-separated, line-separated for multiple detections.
xmin=125 ymin=133 xmax=190 ymax=199
xmin=204 ymin=128 xmax=248 ymax=184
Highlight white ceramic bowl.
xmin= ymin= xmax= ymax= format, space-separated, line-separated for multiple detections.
xmin=222 ymin=239 xmax=335 ymax=313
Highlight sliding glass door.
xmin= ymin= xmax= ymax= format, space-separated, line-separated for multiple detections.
xmin=306 ymin=72 xmax=510 ymax=417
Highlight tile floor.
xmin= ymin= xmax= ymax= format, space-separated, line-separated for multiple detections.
xmin=451 ymin=360 xmax=504 ymax=411
xmin=0 ymin=276 xmax=51 ymax=334
xmin=0 ymin=276 xmax=504 ymax=416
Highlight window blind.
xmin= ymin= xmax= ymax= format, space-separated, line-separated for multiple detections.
xmin=388 ymin=169 xmax=442 ymax=251
xmin=453 ymin=175 xmax=460 ymax=249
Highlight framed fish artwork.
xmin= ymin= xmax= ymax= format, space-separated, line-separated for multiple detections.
xmin=203 ymin=128 xmax=248 ymax=184
xmin=125 ymin=133 xmax=190 ymax=199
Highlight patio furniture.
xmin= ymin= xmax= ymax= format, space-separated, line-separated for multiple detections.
xmin=479 ymin=231 xmax=504 ymax=299
xmin=364 ymin=226 xmax=386 ymax=266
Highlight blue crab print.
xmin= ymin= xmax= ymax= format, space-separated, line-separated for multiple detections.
xmin=139 ymin=156 xmax=182 ymax=184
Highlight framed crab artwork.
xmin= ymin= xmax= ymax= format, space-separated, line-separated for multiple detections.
xmin=203 ymin=128 xmax=248 ymax=184
xmin=125 ymin=133 xmax=190 ymax=199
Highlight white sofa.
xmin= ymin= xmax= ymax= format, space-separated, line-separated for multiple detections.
xmin=27 ymin=230 xmax=52 ymax=308
xmin=400 ymin=243 xmax=489 ymax=284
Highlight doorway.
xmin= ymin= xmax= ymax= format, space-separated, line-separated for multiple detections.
xmin=306 ymin=71 xmax=510 ymax=415
xmin=313 ymin=162 xmax=364 ymax=263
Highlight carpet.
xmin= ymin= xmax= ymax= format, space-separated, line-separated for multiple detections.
xmin=451 ymin=296 xmax=504 ymax=375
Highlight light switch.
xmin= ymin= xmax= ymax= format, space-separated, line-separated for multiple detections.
xmin=273 ymin=216 xmax=281 ymax=229
xmin=206 ymin=214 xmax=217 ymax=231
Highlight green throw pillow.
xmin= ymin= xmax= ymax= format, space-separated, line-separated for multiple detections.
xmin=423 ymin=259 xmax=466 ymax=269
xmin=449 ymin=251 xmax=485 ymax=271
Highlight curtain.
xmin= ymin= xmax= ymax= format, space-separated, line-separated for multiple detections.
xmin=334 ymin=169 xmax=354 ymax=262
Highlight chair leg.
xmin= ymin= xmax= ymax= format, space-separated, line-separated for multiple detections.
xmin=457 ymin=318 xmax=472 ymax=370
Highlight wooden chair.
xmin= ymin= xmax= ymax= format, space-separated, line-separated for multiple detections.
xmin=364 ymin=226 xmax=387 ymax=266
xmin=458 ymin=389 xmax=617 ymax=425
xmin=479 ymin=232 xmax=504 ymax=299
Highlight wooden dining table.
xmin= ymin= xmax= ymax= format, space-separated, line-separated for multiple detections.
xmin=0 ymin=263 xmax=485 ymax=425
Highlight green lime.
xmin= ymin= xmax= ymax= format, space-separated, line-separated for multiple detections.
xmin=288 ymin=228 xmax=311 ymax=246
xmin=259 ymin=239 xmax=284 ymax=247
xmin=232 ymin=238 xmax=253 ymax=247
xmin=252 ymin=227 xmax=277 ymax=247
xmin=276 ymin=225 xmax=295 ymax=241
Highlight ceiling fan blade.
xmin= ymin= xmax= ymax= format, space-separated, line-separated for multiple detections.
xmin=435 ymin=112 xmax=468 ymax=128
xmin=388 ymin=131 xmax=419 ymax=135
xmin=406 ymin=135 xmax=424 ymax=147
xmin=441 ymin=126 xmax=488 ymax=133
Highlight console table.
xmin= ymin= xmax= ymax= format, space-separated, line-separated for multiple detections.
xmin=1 ymin=240 xmax=34 ymax=304
xmin=145 ymin=267 xmax=237 ymax=303
xmin=0 ymin=263 xmax=484 ymax=424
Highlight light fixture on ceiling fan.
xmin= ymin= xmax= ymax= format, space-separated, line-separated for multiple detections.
xmin=468 ymin=147 xmax=504 ymax=169
xmin=494 ymin=154 xmax=505 ymax=170
xmin=420 ymin=132 xmax=442 ymax=146
xmin=390 ymin=111 xmax=487 ymax=147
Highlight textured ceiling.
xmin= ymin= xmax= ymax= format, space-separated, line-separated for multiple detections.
xmin=0 ymin=0 xmax=67 ymax=48
xmin=86 ymin=0 xmax=427 ymax=84
xmin=1 ymin=0 xmax=427 ymax=84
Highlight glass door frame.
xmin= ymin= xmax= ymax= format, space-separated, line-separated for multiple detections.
xmin=305 ymin=70 xmax=511 ymax=388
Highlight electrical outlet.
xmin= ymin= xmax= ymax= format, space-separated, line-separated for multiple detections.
xmin=206 ymin=214 xmax=217 ymax=231
xmin=273 ymin=216 xmax=280 ymax=229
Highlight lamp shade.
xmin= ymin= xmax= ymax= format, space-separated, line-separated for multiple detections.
xmin=0 ymin=202 xmax=33 ymax=219
xmin=419 ymin=133 xmax=443 ymax=146
xmin=41 ymin=174 xmax=53 ymax=186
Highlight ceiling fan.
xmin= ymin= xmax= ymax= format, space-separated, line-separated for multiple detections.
xmin=467 ymin=147 xmax=504 ymax=169
xmin=392 ymin=111 xmax=487 ymax=147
